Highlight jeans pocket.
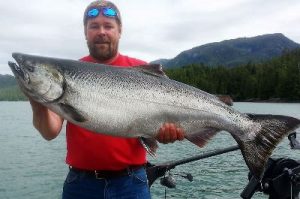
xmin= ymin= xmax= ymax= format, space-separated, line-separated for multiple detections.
xmin=132 ymin=169 xmax=148 ymax=184
xmin=64 ymin=170 xmax=80 ymax=184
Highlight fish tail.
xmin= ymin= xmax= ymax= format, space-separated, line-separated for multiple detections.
xmin=238 ymin=114 xmax=300 ymax=180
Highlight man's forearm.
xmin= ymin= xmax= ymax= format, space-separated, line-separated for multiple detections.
xmin=29 ymin=99 xmax=64 ymax=140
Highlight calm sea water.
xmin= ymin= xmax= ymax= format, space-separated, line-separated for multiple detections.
xmin=0 ymin=102 xmax=299 ymax=199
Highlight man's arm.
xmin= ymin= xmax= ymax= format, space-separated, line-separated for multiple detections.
xmin=29 ymin=99 xmax=64 ymax=140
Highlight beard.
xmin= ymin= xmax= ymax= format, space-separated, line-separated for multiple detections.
xmin=87 ymin=40 xmax=119 ymax=62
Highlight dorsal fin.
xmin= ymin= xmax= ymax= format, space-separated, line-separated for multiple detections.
xmin=216 ymin=95 xmax=233 ymax=106
xmin=132 ymin=64 xmax=168 ymax=78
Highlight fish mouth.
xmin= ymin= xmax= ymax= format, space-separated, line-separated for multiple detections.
xmin=8 ymin=53 xmax=30 ymax=83
xmin=8 ymin=61 xmax=25 ymax=79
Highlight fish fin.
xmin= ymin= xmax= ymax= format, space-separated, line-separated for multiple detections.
xmin=59 ymin=103 xmax=87 ymax=122
xmin=216 ymin=95 xmax=233 ymax=106
xmin=185 ymin=128 xmax=219 ymax=147
xmin=139 ymin=137 xmax=158 ymax=157
xmin=132 ymin=64 xmax=168 ymax=78
xmin=236 ymin=114 xmax=300 ymax=180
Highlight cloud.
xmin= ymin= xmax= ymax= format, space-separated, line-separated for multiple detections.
xmin=1 ymin=0 xmax=300 ymax=75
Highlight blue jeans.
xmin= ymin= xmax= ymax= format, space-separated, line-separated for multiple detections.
xmin=62 ymin=167 xmax=151 ymax=199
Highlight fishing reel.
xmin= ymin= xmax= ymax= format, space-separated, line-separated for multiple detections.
xmin=289 ymin=132 xmax=300 ymax=150
xmin=160 ymin=171 xmax=193 ymax=188
xmin=241 ymin=132 xmax=300 ymax=199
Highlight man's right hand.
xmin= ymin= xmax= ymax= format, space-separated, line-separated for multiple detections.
xmin=28 ymin=98 xmax=64 ymax=140
xmin=156 ymin=123 xmax=185 ymax=144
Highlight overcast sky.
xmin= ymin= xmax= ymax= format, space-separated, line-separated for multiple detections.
xmin=1 ymin=0 xmax=300 ymax=75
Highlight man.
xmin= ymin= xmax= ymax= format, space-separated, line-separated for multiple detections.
xmin=29 ymin=1 xmax=184 ymax=198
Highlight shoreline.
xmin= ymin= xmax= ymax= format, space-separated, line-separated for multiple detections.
xmin=238 ymin=99 xmax=300 ymax=103
xmin=0 ymin=99 xmax=300 ymax=103
xmin=218 ymin=95 xmax=300 ymax=103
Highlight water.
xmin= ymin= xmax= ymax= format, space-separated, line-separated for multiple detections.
xmin=0 ymin=102 xmax=299 ymax=199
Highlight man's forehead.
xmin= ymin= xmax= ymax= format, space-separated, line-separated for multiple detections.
xmin=92 ymin=1 xmax=109 ymax=7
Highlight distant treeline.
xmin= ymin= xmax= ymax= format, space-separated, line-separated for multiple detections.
xmin=0 ymin=85 xmax=26 ymax=101
xmin=165 ymin=49 xmax=300 ymax=101
xmin=0 ymin=74 xmax=27 ymax=101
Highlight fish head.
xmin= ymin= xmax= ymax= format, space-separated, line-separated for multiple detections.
xmin=8 ymin=52 xmax=65 ymax=103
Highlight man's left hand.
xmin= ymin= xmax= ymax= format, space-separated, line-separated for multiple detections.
xmin=156 ymin=123 xmax=185 ymax=144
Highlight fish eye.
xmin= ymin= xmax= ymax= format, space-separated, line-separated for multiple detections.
xmin=24 ymin=61 xmax=35 ymax=72
xmin=27 ymin=66 xmax=34 ymax=72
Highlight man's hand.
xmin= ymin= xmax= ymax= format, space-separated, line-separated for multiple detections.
xmin=28 ymin=98 xmax=64 ymax=140
xmin=156 ymin=123 xmax=185 ymax=144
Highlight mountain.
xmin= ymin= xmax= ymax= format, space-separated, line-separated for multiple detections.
xmin=150 ymin=58 xmax=169 ymax=66
xmin=151 ymin=33 xmax=300 ymax=68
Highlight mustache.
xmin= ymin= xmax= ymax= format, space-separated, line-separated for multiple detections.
xmin=94 ymin=37 xmax=110 ymax=44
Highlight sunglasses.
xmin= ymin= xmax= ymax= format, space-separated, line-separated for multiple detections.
xmin=87 ymin=7 xmax=118 ymax=18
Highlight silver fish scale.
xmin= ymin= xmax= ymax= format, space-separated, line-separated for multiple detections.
xmin=58 ymin=64 xmax=257 ymax=138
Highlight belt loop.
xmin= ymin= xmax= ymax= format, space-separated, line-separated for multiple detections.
xmin=126 ymin=167 xmax=132 ymax=176
xmin=95 ymin=171 xmax=105 ymax=180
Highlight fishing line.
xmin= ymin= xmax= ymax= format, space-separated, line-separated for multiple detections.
xmin=164 ymin=172 xmax=167 ymax=199
xmin=290 ymin=181 xmax=292 ymax=199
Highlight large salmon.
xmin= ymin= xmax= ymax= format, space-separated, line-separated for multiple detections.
xmin=8 ymin=52 xmax=300 ymax=179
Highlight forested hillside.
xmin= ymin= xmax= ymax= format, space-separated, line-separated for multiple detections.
xmin=0 ymin=75 xmax=26 ymax=101
xmin=165 ymin=49 xmax=300 ymax=101
xmin=153 ymin=33 xmax=300 ymax=68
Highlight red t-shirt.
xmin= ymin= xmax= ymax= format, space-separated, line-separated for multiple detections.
xmin=66 ymin=54 xmax=147 ymax=170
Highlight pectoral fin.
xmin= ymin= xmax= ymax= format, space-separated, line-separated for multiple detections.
xmin=59 ymin=103 xmax=87 ymax=122
xmin=139 ymin=137 xmax=158 ymax=157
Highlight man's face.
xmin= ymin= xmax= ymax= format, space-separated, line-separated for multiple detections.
xmin=85 ymin=15 xmax=121 ymax=62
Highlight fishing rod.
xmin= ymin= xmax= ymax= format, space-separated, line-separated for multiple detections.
xmin=147 ymin=131 xmax=300 ymax=199
xmin=146 ymin=144 xmax=239 ymax=186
